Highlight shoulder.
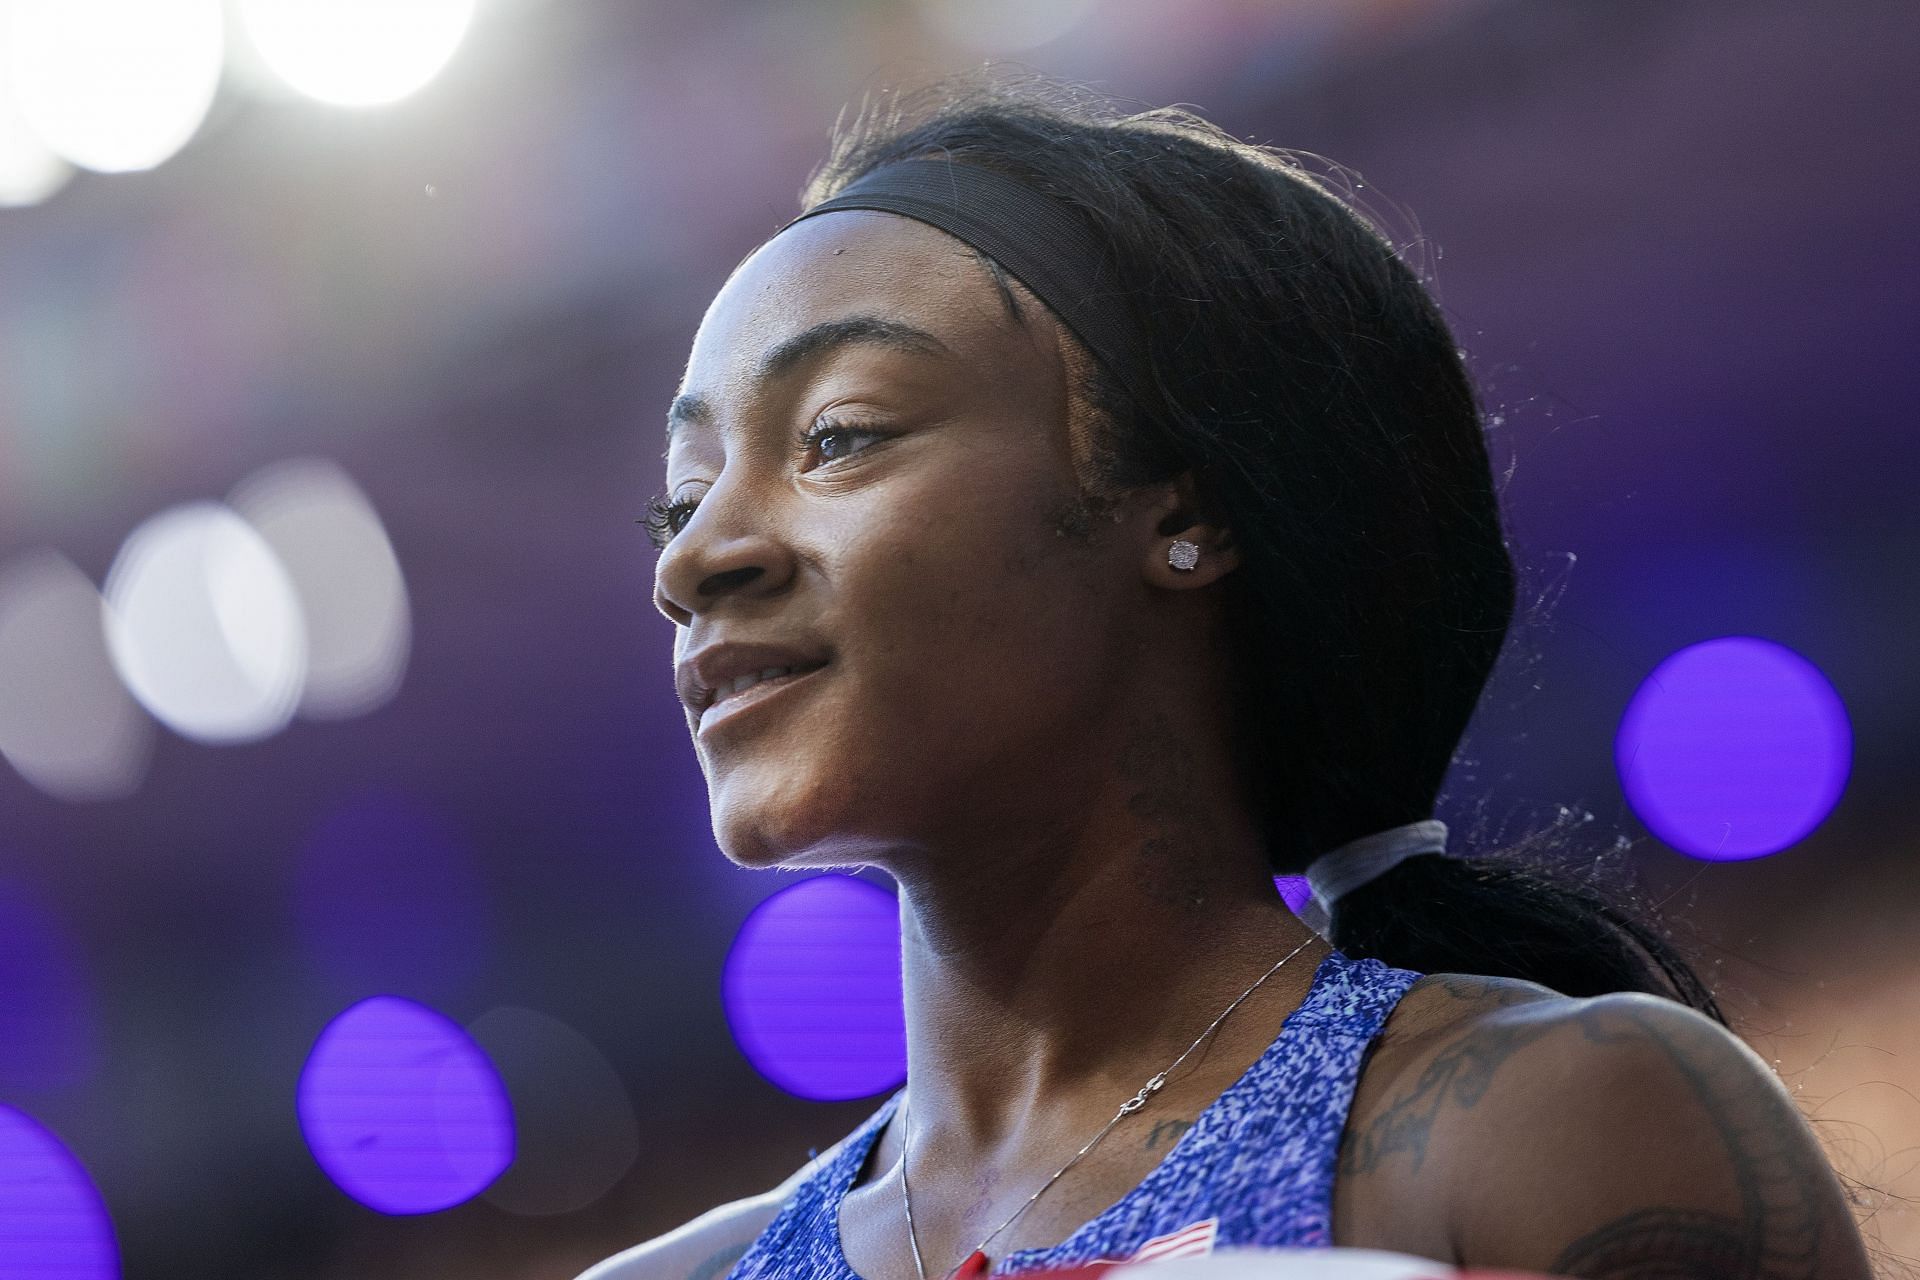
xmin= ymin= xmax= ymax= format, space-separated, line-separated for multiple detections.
xmin=1355 ymin=970 xmax=1566 ymax=1075
xmin=1333 ymin=971 xmax=1567 ymax=1256
xmin=1383 ymin=970 xmax=1567 ymax=1042
xmin=572 ymin=1144 xmax=837 ymax=1280
xmin=1341 ymin=970 xmax=1568 ymax=1174
xmin=1435 ymin=987 xmax=1873 ymax=1277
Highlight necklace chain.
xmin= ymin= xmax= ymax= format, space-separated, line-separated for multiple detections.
xmin=896 ymin=936 xmax=1318 ymax=1280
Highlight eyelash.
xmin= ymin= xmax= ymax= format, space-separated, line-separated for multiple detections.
xmin=640 ymin=413 xmax=889 ymax=550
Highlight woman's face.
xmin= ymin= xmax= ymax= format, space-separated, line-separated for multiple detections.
xmin=654 ymin=210 xmax=1160 ymax=870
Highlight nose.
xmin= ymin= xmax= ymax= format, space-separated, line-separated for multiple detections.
xmin=652 ymin=482 xmax=796 ymax=625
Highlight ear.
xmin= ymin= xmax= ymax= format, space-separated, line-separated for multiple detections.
xmin=1142 ymin=472 xmax=1240 ymax=589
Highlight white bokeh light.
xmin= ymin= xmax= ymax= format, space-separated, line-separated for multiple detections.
xmin=230 ymin=458 xmax=411 ymax=719
xmin=4 ymin=0 xmax=224 ymax=174
xmin=103 ymin=503 xmax=307 ymax=744
xmin=0 ymin=44 xmax=73 ymax=207
xmin=238 ymin=0 xmax=475 ymax=108
xmin=468 ymin=1007 xmax=639 ymax=1217
xmin=0 ymin=552 xmax=152 ymax=800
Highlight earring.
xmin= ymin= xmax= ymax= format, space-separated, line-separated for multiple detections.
xmin=1167 ymin=539 xmax=1201 ymax=572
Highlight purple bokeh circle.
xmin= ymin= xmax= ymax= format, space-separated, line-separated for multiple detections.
xmin=0 ymin=880 xmax=97 ymax=1095
xmin=297 ymin=995 xmax=514 ymax=1215
xmin=1616 ymin=635 xmax=1851 ymax=861
xmin=722 ymin=875 xmax=905 ymax=1102
xmin=0 ymin=1105 xmax=119 ymax=1279
xmin=1274 ymin=875 xmax=1313 ymax=916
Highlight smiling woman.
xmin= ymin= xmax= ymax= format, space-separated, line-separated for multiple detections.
xmin=582 ymin=69 xmax=1879 ymax=1280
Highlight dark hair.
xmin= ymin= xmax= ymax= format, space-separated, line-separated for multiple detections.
xmin=795 ymin=69 xmax=1726 ymax=1026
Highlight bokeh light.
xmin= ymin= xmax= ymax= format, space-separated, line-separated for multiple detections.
xmin=0 ymin=878 xmax=98 ymax=1095
xmin=722 ymin=875 xmax=905 ymax=1102
xmin=3 ymin=0 xmax=223 ymax=174
xmin=0 ymin=66 xmax=72 ymax=208
xmin=0 ymin=875 xmax=98 ymax=1097
xmin=297 ymin=995 xmax=513 ymax=1216
xmin=1616 ymin=635 xmax=1852 ymax=861
xmin=0 ymin=552 xmax=152 ymax=801
xmin=229 ymin=459 xmax=411 ymax=721
xmin=102 ymin=502 xmax=307 ymax=745
xmin=1274 ymin=874 xmax=1313 ymax=917
xmin=292 ymin=790 xmax=489 ymax=1001
xmin=237 ymin=0 xmax=476 ymax=108
xmin=467 ymin=1007 xmax=639 ymax=1217
xmin=0 ymin=1106 xmax=118 ymax=1279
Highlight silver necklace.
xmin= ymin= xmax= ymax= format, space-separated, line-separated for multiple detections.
xmin=896 ymin=936 xmax=1318 ymax=1280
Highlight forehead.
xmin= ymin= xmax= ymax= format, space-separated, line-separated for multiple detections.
xmin=674 ymin=211 xmax=1060 ymax=433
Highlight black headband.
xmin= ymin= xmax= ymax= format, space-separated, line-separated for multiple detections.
xmin=775 ymin=157 xmax=1147 ymax=395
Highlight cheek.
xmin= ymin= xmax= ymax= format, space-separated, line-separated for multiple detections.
xmin=701 ymin=471 xmax=1117 ymax=863
xmin=839 ymin=487 xmax=1113 ymax=733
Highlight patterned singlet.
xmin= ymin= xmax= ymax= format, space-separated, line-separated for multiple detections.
xmin=726 ymin=947 xmax=1427 ymax=1278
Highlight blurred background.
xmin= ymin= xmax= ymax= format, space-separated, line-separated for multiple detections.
xmin=1 ymin=0 xmax=1916 ymax=1276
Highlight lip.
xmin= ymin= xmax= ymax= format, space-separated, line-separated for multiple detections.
xmin=677 ymin=640 xmax=831 ymax=718
xmin=695 ymin=662 xmax=828 ymax=736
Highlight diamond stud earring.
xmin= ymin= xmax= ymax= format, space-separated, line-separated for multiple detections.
xmin=1168 ymin=539 xmax=1201 ymax=572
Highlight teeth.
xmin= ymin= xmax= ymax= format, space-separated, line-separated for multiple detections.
xmin=712 ymin=664 xmax=799 ymax=707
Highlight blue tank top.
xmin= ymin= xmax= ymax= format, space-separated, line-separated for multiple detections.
xmin=727 ymin=947 xmax=1426 ymax=1278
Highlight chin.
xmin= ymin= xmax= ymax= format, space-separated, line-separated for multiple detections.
xmin=714 ymin=825 xmax=903 ymax=874
xmin=707 ymin=773 xmax=888 ymax=872
xmin=702 ymin=724 xmax=952 ymax=871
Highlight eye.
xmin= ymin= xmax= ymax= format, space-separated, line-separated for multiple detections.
xmin=641 ymin=415 xmax=889 ymax=549
xmin=639 ymin=491 xmax=700 ymax=549
xmin=797 ymin=413 xmax=889 ymax=467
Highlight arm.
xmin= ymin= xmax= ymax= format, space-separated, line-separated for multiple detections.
xmin=1447 ymin=992 xmax=1873 ymax=1279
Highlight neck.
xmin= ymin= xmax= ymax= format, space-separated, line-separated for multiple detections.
xmin=893 ymin=869 xmax=1326 ymax=1152
xmin=876 ymin=706 xmax=1331 ymax=1156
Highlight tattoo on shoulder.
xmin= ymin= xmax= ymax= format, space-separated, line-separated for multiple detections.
xmin=1545 ymin=1000 xmax=1831 ymax=1278
xmin=1339 ymin=996 xmax=1560 ymax=1177
xmin=688 ymin=1240 xmax=752 ymax=1280
xmin=1431 ymin=973 xmax=1556 ymax=1010
xmin=1549 ymin=1206 xmax=1750 ymax=1277
xmin=1347 ymin=992 xmax=1842 ymax=1277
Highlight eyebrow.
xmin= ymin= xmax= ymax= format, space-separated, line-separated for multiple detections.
xmin=665 ymin=314 xmax=955 ymax=446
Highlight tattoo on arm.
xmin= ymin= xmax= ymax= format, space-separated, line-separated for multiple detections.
xmin=1546 ymin=1000 xmax=1828 ymax=1279
xmin=1338 ymin=979 xmax=1559 ymax=1178
xmin=1431 ymin=974 xmax=1556 ymax=1011
xmin=1341 ymin=979 xmax=1843 ymax=1278
xmin=1550 ymin=1206 xmax=1751 ymax=1278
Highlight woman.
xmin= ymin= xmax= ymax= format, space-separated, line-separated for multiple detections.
xmin=585 ymin=72 xmax=1876 ymax=1279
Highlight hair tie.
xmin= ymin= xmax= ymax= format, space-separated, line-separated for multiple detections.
xmin=1297 ymin=819 xmax=1450 ymax=936
xmin=773 ymin=157 xmax=1150 ymax=401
